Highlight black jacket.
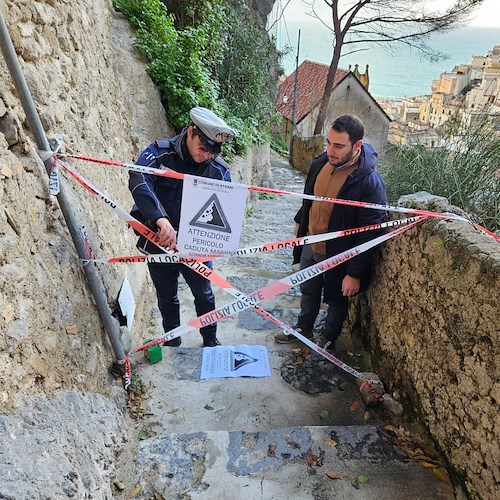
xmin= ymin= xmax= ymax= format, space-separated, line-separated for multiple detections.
xmin=293 ymin=143 xmax=387 ymax=300
xmin=129 ymin=128 xmax=230 ymax=253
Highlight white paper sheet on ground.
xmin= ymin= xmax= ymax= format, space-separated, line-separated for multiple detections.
xmin=177 ymin=174 xmax=248 ymax=258
xmin=200 ymin=345 xmax=271 ymax=379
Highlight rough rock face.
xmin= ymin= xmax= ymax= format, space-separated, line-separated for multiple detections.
xmin=162 ymin=0 xmax=275 ymax=27
xmin=0 ymin=391 xmax=128 ymax=499
xmin=243 ymin=0 xmax=276 ymax=25
xmin=350 ymin=193 xmax=499 ymax=499
xmin=0 ymin=0 xmax=169 ymax=409
xmin=290 ymin=135 xmax=324 ymax=174
xmin=0 ymin=0 xmax=271 ymax=407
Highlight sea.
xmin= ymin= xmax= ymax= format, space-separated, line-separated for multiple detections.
xmin=273 ymin=22 xmax=499 ymax=99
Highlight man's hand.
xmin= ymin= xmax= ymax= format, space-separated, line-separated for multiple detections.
xmin=294 ymin=223 xmax=299 ymax=237
xmin=342 ymin=274 xmax=360 ymax=297
xmin=156 ymin=217 xmax=177 ymax=249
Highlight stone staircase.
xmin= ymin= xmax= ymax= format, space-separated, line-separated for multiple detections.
xmin=116 ymin=156 xmax=455 ymax=499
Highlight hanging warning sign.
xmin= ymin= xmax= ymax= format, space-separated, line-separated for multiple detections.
xmin=177 ymin=174 xmax=248 ymax=257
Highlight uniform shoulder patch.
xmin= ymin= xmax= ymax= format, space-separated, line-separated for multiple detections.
xmin=155 ymin=139 xmax=171 ymax=150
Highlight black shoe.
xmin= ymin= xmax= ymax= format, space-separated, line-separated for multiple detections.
xmin=163 ymin=336 xmax=182 ymax=347
xmin=203 ymin=338 xmax=221 ymax=347
xmin=317 ymin=336 xmax=335 ymax=353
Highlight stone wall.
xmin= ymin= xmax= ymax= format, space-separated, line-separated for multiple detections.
xmin=0 ymin=0 xmax=170 ymax=409
xmin=229 ymin=143 xmax=272 ymax=210
xmin=350 ymin=193 xmax=499 ymax=499
xmin=290 ymin=135 xmax=324 ymax=174
xmin=0 ymin=391 xmax=128 ymax=498
xmin=231 ymin=143 xmax=271 ymax=187
xmin=0 ymin=0 xmax=271 ymax=411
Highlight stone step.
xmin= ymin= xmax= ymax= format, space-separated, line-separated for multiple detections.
xmin=126 ymin=345 xmax=454 ymax=498
xmin=128 ymin=425 xmax=455 ymax=499
xmin=135 ymin=345 xmax=380 ymax=435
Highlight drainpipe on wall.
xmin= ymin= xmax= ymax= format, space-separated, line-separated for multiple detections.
xmin=289 ymin=29 xmax=301 ymax=165
xmin=0 ymin=14 xmax=127 ymax=375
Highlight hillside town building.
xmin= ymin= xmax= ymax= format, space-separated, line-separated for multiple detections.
xmin=377 ymin=44 xmax=500 ymax=146
xmin=275 ymin=60 xmax=390 ymax=161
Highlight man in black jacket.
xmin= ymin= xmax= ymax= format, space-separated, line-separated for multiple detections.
xmin=129 ymin=107 xmax=235 ymax=347
xmin=275 ymin=115 xmax=386 ymax=351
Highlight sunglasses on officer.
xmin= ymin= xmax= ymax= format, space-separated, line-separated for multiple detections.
xmin=192 ymin=126 xmax=221 ymax=155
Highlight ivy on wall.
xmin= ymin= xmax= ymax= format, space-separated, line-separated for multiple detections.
xmin=113 ymin=0 xmax=280 ymax=155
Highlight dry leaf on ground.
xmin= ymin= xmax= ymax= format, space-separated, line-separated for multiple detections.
xmin=433 ymin=467 xmax=450 ymax=483
xmin=127 ymin=483 xmax=142 ymax=498
xmin=419 ymin=461 xmax=438 ymax=468
xmin=326 ymin=471 xmax=341 ymax=480
xmin=305 ymin=452 xmax=317 ymax=466
xmin=349 ymin=401 xmax=361 ymax=412
xmin=323 ymin=438 xmax=337 ymax=446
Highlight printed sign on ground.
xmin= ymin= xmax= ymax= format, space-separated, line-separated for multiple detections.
xmin=200 ymin=345 xmax=271 ymax=379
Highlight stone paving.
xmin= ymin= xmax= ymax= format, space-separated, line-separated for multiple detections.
xmin=116 ymin=155 xmax=455 ymax=499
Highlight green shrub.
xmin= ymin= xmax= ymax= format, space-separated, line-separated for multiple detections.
xmin=113 ymin=0 xmax=280 ymax=154
xmin=379 ymin=120 xmax=500 ymax=232
xmin=113 ymin=0 xmax=218 ymax=129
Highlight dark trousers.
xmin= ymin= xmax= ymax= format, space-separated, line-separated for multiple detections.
xmin=148 ymin=261 xmax=217 ymax=342
xmin=297 ymin=245 xmax=349 ymax=343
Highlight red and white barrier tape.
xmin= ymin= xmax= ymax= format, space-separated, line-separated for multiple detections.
xmin=80 ymin=225 xmax=94 ymax=262
xmin=137 ymin=218 xmax=425 ymax=352
xmin=49 ymin=160 xmax=60 ymax=196
xmin=117 ymin=356 xmax=132 ymax=390
xmin=55 ymin=157 xmax=425 ymax=382
xmin=46 ymin=148 xmax=497 ymax=395
xmin=84 ymin=217 xmax=421 ymax=264
xmin=54 ymin=151 xmax=499 ymax=241
xmin=55 ymin=159 xmax=329 ymax=357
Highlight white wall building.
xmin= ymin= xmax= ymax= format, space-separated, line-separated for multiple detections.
xmin=276 ymin=60 xmax=391 ymax=155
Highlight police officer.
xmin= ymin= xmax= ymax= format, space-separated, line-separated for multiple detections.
xmin=129 ymin=107 xmax=236 ymax=347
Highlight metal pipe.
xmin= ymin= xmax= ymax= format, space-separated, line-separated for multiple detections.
xmin=289 ymin=29 xmax=301 ymax=164
xmin=0 ymin=14 xmax=126 ymax=368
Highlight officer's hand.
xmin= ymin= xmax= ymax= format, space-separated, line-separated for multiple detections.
xmin=342 ymin=275 xmax=360 ymax=297
xmin=294 ymin=223 xmax=299 ymax=237
xmin=156 ymin=217 xmax=177 ymax=250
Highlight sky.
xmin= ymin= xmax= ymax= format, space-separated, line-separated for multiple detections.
xmin=275 ymin=0 xmax=500 ymax=28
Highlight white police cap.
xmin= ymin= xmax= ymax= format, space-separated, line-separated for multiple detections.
xmin=190 ymin=107 xmax=236 ymax=147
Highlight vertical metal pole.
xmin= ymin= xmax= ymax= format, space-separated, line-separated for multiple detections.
xmin=289 ymin=29 xmax=301 ymax=164
xmin=0 ymin=14 xmax=126 ymax=367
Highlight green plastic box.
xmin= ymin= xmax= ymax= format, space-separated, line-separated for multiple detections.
xmin=144 ymin=339 xmax=163 ymax=364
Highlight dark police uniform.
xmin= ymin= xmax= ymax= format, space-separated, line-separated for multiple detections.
xmin=129 ymin=108 xmax=234 ymax=346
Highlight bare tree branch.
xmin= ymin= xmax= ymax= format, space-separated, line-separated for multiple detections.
xmin=310 ymin=0 xmax=486 ymax=135
xmin=267 ymin=0 xmax=293 ymax=32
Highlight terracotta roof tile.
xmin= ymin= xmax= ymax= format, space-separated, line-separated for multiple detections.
xmin=276 ymin=60 xmax=349 ymax=124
